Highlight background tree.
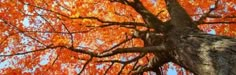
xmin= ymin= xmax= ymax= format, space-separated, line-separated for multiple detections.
xmin=0 ymin=0 xmax=236 ymax=75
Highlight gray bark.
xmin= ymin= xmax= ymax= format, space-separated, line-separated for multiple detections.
xmin=168 ymin=31 xmax=236 ymax=75
xmin=134 ymin=0 xmax=236 ymax=75
xmin=110 ymin=0 xmax=236 ymax=75
xmin=163 ymin=0 xmax=236 ymax=74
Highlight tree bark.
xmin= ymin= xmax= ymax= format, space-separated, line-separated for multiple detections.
xmin=167 ymin=31 xmax=236 ymax=75
xmin=163 ymin=0 xmax=236 ymax=74
xmin=139 ymin=0 xmax=236 ymax=74
xmin=112 ymin=0 xmax=236 ymax=75
xmin=137 ymin=28 xmax=236 ymax=75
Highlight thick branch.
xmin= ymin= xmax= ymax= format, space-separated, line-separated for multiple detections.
xmin=111 ymin=0 xmax=166 ymax=33
xmin=165 ymin=0 xmax=198 ymax=30
xmin=1 ymin=44 xmax=166 ymax=59
xmin=97 ymin=53 xmax=146 ymax=64
xmin=131 ymin=54 xmax=170 ymax=75
xmin=69 ymin=44 xmax=167 ymax=58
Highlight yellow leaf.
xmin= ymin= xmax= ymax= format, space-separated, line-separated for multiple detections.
xmin=52 ymin=35 xmax=69 ymax=45
xmin=70 ymin=12 xmax=80 ymax=18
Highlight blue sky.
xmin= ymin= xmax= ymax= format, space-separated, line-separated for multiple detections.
xmin=167 ymin=62 xmax=177 ymax=75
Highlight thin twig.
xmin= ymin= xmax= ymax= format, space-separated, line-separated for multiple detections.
xmin=104 ymin=62 xmax=114 ymax=75
xmin=102 ymin=37 xmax=133 ymax=53
xmin=128 ymin=60 xmax=139 ymax=75
xmin=46 ymin=52 xmax=60 ymax=71
xmin=197 ymin=0 xmax=220 ymax=24
xmin=0 ymin=45 xmax=59 ymax=57
xmin=78 ymin=56 xmax=93 ymax=75
xmin=118 ymin=64 xmax=127 ymax=75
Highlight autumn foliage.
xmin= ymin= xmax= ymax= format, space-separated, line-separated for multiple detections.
xmin=0 ymin=0 xmax=235 ymax=75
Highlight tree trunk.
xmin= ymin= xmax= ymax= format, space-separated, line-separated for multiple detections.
xmin=163 ymin=0 xmax=236 ymax=74
xmin=167 ymin=31 xmax=236 ymax=75
xmin=114 ymin=0 xmax=236 ymax=75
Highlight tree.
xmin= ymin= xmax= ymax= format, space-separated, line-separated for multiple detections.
xmin=0 ymin=0 xmax=236 ymax=75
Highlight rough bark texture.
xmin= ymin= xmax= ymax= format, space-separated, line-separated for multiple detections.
xmin=136 ymin=29 xmax=236 ymax=75
xmin=170 ymin=33 xmax=236 ymax=75
xmin=163 ymin=0 xmax=236 ymax=74
xmin=130 ymin=0 xmax=236 ymax=75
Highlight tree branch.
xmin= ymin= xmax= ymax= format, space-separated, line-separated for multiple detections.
xmin=35 ymin=10 xmax=57 ymax=31
xmin=46 ymin=52 xmax=60 ymax=71
xmin=97 ymin=53 xmax=146 ymax=64
xmin=1 ymin=19 xmax=47 ymax=46
xmin=22 ymin=30 xmax=92 ymax=34
xmin=25 ymin=3 xmax=146 ymax=28
xmin=78 ymin=56 xmax=93 ymax=75
xmin=104 ymin=62 xmax=114 ymax=75
xmin=102 ymin=36 xmax=134 ymax=53
xmin=156 ymin=10 xmax=165 ymax=17
xmin=131 ymin=55 xmax=165 ymax=75
xmin=196 ymin=0 xmax=220 ymax=24
xmin=118 ymin=64 xmax=127 ymax=75
xmin=1 ymin=44 xmax=163 ymax=58
xmin=61 ymin=22 xmax=74 ymax=47
xmin=165 ymin=0 xmax=198 ymax=30
xmin=0 ymin=45 xmax=59 ymax=57
xmin=98 ymin=45 xmax=166 ymax=57
xmin=111 ymin=0 xmax=166 ymax=33
xmin=69 ymin=44 xmax=167 ymax=58
xmin=128 ymin=60 xmax=139 ymax=75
